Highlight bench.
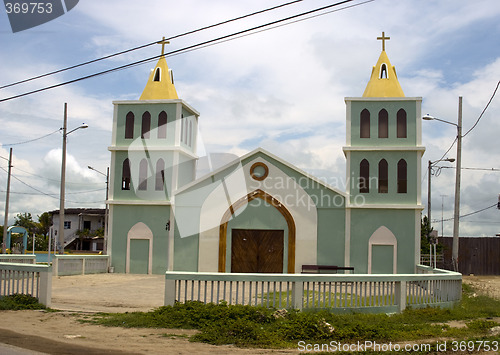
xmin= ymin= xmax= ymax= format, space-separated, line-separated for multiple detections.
xmin=301 ymin=265 xmax=354 ymax=274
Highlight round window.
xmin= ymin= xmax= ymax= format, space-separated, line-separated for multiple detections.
xmin=250 ymin=162 xmax=269 ymax=181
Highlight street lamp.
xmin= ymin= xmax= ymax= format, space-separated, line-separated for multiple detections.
xmin=88 ymin=165 xmax=109 ymax=254
xmin=58 ymin=103 xmax=88 ymax=254
xmin=423 ymin=96 xmax=463 ymax=272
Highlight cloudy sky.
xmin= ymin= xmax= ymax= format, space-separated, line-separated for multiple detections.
xmin=0 ymin=0 xmax=499 ymax=237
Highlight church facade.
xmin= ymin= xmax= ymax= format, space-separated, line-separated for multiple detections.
xmin=107 ymin=34 xmax=425 ymax=275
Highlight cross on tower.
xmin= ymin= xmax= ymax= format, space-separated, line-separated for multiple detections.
xmin=157 ymin=36 xmax=170 ymax=56
xmin=377 ymin=31 xmax=390 ymax=51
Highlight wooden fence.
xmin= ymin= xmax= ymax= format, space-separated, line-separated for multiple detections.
xmin=438 ymin=237 xmax=500 ymax=275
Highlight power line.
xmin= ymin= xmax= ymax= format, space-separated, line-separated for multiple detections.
xmin=0 ymin=0 xmax=306 ymax=91
xmin=462 ymin=79 xmax=500 ymax=138
xmin=0 ymin=129 xmax=61 ymax=147
xmin=0 ymin=0 xmax=359 ymax=103
xmin=432 ymin=203 xmax=497 ymax=223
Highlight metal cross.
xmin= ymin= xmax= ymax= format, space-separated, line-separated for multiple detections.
xmin=377 ymin=31 xmax=390 ymax=51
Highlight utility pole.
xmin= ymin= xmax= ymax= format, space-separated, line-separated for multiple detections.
xmin=452 ymin=97 xmax=462 ymax=272
xmin=2 ymin=148 xmax=12 ymax=254
xmin=58 ymin=103 xmax=68 ymax=254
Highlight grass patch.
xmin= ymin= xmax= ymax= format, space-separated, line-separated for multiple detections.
xmin=86 ymin=284 xmax=500 ymax=348
xmin=0 ymin=294 xmax=46 ymax=310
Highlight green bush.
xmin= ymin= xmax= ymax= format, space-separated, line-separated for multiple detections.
xmin=0 ymin=294 xmax=46 ymax=310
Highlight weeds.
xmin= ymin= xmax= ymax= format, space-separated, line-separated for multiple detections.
xmin=87 ymin=284 xmax=500 ymax=348
xmin=0 ymin=294 xmax=46 ymax=310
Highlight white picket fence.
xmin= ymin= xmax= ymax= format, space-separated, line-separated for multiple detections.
xmin=165 ymin=265 xmax=462 ymax=313
xmin=0 ymin=262 xmax=52 ymax=307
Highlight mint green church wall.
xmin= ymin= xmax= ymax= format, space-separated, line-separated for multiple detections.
xmin=350 ymin=99 xmax=418 ymax=147
xmin=173 ymin=220 xmax=199 ymax=271
xmin=349 ymin=208 xmax=417 ymax=274
xmin=316 ymin=208 xmax=346 ymax=266
xmin=110 ymin=204 xmax=170 ymax=274
xmin=114 ymin=103 xmax=178 ymax=147
xmin=348 ymin=150 xmax=419 ymax=205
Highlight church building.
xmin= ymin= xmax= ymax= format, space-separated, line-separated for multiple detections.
xmin=107 ymin=33 xmax=425 ymax=274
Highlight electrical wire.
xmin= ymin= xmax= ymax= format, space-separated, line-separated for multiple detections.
xmin=462 ymin=80 xmax=500 ymax=138
xmin=0 ymin=0 xmax=306 ymax=90
xmin=432 ymin=203 xmax=497 ymax=223
xmin=0 ymin=129 xmax=61 ymax=147
xmin=0 ymin=0 xmax=359 ymax=103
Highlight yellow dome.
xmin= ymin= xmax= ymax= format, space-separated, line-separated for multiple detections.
xmin=362 ymin=50 xmax=404 ymax=97
xmin=139 ymin=39 xmax=178 ymax=100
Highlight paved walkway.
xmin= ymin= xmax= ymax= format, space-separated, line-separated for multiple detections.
xmin=51 ymin=273 xmax=165 ymax=312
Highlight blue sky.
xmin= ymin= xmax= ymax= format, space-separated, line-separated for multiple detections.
xmin=0 ymin=0 xmax=499 ymax=237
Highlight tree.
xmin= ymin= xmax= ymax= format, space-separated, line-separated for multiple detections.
xmin=14 ymin=213 xmax=37 ymax=235
xmin=421 ymin=215 xmax=443 ymax=255
xmin=36 ymin=212 xmax=52 ymax=236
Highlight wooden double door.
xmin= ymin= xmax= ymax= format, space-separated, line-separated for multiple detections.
xmin=231 ymin=229 xmax=284 ymax=273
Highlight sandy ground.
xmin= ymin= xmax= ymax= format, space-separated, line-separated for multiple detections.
xmin=1 ymin=274 xmax=297 ymax=355
xmin=0 ymin=273 xmax=498 ymax=354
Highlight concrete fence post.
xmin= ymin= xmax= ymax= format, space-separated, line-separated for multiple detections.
xmin=53 ymin=256 xmax=58 ymax=276
xmin=164 ymin=278 xmax=176 ymax=306
xmin=395 ymin=281 xmax=407 ymax=312
xmin=38 ymin=267 xmax=52 ymax=308
xmin=292 ymin=281 xmax=303 ymax=310
xmin=81 ymin=257 xmax=85 ymax=275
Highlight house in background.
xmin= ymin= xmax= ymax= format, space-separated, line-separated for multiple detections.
xmin=107 ymin=33 xmax=424 ymax=275
xmin=49 ymin=208 xmax=106 ymax=251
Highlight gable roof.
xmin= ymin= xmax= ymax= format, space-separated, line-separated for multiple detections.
xmin=175 ymin=147 xmax=346 ymax=197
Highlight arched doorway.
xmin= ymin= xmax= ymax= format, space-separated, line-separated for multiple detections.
xmin=218 ymin=189 xmax=296 ymax=273
xmin=6 ymin=226 xmax=28 ymax=254
xmin=126 ymin=222 xmax=153 ymax=274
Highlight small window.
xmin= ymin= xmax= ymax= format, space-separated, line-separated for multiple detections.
xmin=397 ymin=109 xmax=407 ymax=138
xmin=378 ymin=159 xmax=388 ymax=193
xmin=139 ymin=159 xmax=148 ymax=191
xmin=155 ymin=159 xmax=165 ymax=191
xmin=83 ymin=221 xmax=91 ymax=230
xmin=169 ymin=69 xmax=174 ymax=84
xmin=125 ymin=112 xmax=134 ymax=139
xmin=122 ymin=159 xmax=131 ymax=190
xmin=359 ymin=159 xmax=370 ymax=193
xmin=183 ymin=117 xmax=188 ymax=143
xmin=188 ymin=121 xmax=193 ymax=146
xmin=180 ymin=115 xmax=184 ymax=143
xmin=378 ymin=109 xmax=388 ymax=138
xmin=380 ymin=63 xmax=388 ymax=79
xmin=142 ymin=111 xmax=151 ymax=139
xmin=153 ymin=68 xmax=161 ymax=82
xmin=397 ymin=159 xmax=407 ymax=193
xmin=158 ymin=111 xmax=167 ymax=139
xmin=64 ymin=221 xmax=71 ymax=229
xmin=360 ymin=109 xmax=370 ymax=138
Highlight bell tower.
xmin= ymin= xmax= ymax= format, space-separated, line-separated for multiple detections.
xmin=343 ymin=32 xmax=425 ymax=274
xmin=107 ymin=38 xmax=199 ymax=274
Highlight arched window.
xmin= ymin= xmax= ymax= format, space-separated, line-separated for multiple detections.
xmin=380 ymin=63 xmax=388 ymax=79
xmin=397 ymin=159 xmax=407 ymax=193
xmin=122 ymin=159 xmax=131 ymax=190
xmin=188 ymin=121 xmax=193 ymax=146
xmin=378 ymin=159 xmax=388 ymax=193
xmin=378 ymin=109 xmax=388 ymax=138
xmin=397 ymin=109 xmax=407 ymax=138
xmin=139 ymin=159 xmax=148 ymax=191
xmin=141 ymin=111 xmax=151 ymax=139
xmin=180 ymin=115 xmax=184 ymax=143
xmin=184 ymin=117 xmax=188 ymax=143
xmin=360 ymin=109 xmax=370 ymax=138
xmin=155 ymin=159 xmax=165 ymax=191
xmin=153 ymin=68 xmax=160 ymax=82
xmin=158 ymin=111 xmax=167 ymax=139
xmin=360 ymin=159 xmax=370 ymax=193
xmin=125 ymin=112 xmax=134 ymax=139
